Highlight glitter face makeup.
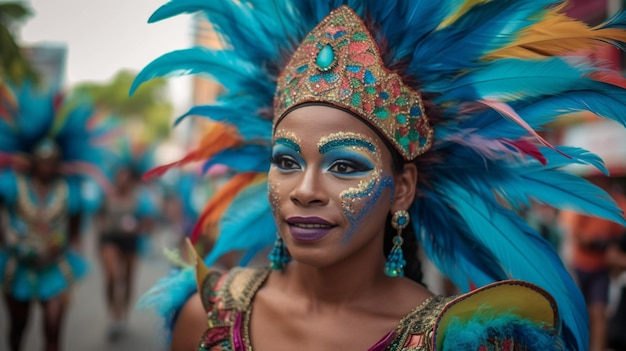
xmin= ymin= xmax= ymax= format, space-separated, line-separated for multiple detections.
xmin=271 ymin=130 xmax=305 ymax=173
xmin=270 ymin=130 xmax=303 ymax=216
xmin=317 ymin=132 xmax=394 ymax=240
xmin=268 ymin=181 xmax=281 ymax=216
xmin=273 ymin=130 xmax=302 ymax=153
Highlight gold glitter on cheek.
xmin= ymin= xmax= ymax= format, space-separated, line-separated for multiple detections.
xmin=268 ymin=181 xmax=281 ymax=217
xmin=315 ymin=132 xmax=385 ymax=221
xmin=340 ymin=168 xmax=382 ymax=217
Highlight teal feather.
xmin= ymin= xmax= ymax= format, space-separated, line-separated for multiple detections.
xmin=433 ymin=58 xmax=596 ymax=101
xmin=202 ymin=145 xmax=270 ymax=173
xmin=130 ymin=48 xmax=270 ymax=95
xmin=434 ymin=182 xmax=587 ymax=346
xmin=497 ymin=161 xmax=623 ymax=223
xmin=410 ymin=0 xmax=560 ymax=82
xmin=175 ymin=103 xmax=272 ymax=140
xmin=516 ymin=87 xmax=626 ymax=128
xmin=442 ymin=312 xmax=562 ymax=350
xmin=205 ymin=180 xmax=276 ymax=265
xmin=540 ymin=146 xmax=608 ymax=174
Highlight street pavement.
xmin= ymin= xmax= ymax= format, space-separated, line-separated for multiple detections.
xmin=0 ymin=229 xmax=174 ymax=351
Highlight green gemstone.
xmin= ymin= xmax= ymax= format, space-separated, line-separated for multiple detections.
xmin=365 ymin=86 xmax=377 ymax=94
xmin=316 ymin=44 xmax=335 ymax=70
xmin=374 ymin=107 xmax=389 ymax=119
xmin=351 ymin=92 xmax=362 ymax=106
xmin=353 ymin=32 xmax=368 ymax=41
xmin=395 ymin=97 xmax=408 ymax=106
xmin=385 ymin=266 xmax=403 ymax=277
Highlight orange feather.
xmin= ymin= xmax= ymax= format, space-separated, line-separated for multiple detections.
xmin=190 ymin=172 xmax=260 ymax=243
xmin=143 ymin=122 xmax=241 ymax=179
xmin=486 ymin=9 xmax=626 ymax=60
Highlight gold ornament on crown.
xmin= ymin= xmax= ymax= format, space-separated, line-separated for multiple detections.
xmin=274 ymin=5 xmax=434 ymax=161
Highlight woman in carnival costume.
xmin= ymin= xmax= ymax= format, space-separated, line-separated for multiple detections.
xmin=0 ymin=83 xmax=113 ymax=351
xmin=135 ymin=1 xmax=626 ymax=350
xmin=95 ymin=137 xmax=158 ymax=341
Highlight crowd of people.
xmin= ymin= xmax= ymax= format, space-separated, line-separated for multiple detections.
xmin=3 ymin=1 xmax=626 ymax=351
xmin=0 ymin=82 xmax=198 ymax=350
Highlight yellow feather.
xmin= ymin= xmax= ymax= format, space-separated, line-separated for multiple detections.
xmin=186 ymin=238 xmax=212 ymax=289
xmin=438 ymin=0 xmax=491 ymax=29
xmin=486 ymin=9 xmax=626 ymax=60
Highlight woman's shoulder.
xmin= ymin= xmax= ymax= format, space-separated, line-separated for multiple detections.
xmin=170 ymin=266 xmax=270 ymax=351
xmin=394 ymin=280 xmax=563 ymax=351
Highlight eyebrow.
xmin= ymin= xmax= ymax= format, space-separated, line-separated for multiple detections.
xmin=318 ymin=138 xmax=377 ymax=154
xmin=274 ymin=137 xmax=301 ymax=153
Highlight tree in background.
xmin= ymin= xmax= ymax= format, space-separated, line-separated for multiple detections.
xmin=0 ymin=1 xmax=37 ymax=83
xmin=74 ymin=70 xmax=173 ymax=144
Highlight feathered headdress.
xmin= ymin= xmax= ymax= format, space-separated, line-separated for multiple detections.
xmin=0 ymin=81 xmax=116 ymax=203
xmin=134 ymin=1 xmax=626 ymax=349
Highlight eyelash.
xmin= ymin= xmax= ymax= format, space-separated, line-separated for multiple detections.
xmin=270 ymin=154 xmax=373 ymax=175
xmin=328 ymin=160 xmax=372 ymax=175
xmin=271 ymin=154 xmax=301 ymax=171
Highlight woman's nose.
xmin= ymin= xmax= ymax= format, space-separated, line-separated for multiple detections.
xmin=289 ymin=168 xmax=328 ymax=207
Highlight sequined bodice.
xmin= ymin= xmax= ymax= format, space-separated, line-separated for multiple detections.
xmin=3 ymin=175 xmax=69 ymax=261
xmin=197 ymin=267 xmax=452 ymax=351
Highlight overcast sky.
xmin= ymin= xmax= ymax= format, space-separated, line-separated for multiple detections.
xmin=19 ymin=0 xmax=193 ymax=108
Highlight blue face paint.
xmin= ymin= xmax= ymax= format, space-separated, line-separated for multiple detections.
xmin=316 ymin=132 xmax=395 ymax=241
xmin=341 ymin=173 xmax=395 ymax=241
xmin=318 ymin=137 xmax=376 ymax=154
xmin=271 ymin=140 xmax=305 ymax=172
xmin=274 ymin=137 xmax=301 ymax=153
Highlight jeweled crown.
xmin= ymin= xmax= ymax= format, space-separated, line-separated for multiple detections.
xmin=274 ymin=6 xmax=433 ymax=160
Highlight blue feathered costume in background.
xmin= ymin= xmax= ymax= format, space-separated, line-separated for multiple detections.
xmin=0 ymin=82 xmax=114 ymax=301
xmin=134 ymin=1 xmax=626 ymax=350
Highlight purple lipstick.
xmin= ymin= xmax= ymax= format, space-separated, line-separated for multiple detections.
xmin=286 ymin=216 xmax=335 ymax=242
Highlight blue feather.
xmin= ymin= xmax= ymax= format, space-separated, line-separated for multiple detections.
xmin=203 ymin=145 xmax=270 ymax=173
xmin=495 ymin=161 xmax=624 ymax=224
xmin=440 ymin=182 xmax=587 ymax=351
xmin=131 ymin=48 xmax=271 ymax=95
xmin=176 ymin=103 xmax=272 ymax=140
xmin=410 ymin=0 xmax=560 ymax=82
xmin=205 ymin=179 xmax=276 ymax=265
xmin=432 ymin=58 xmax=596 ymax=101
xmin=516 ymin=86 xmax=626 ymax=129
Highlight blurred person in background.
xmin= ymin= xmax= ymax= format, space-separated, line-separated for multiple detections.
xmin=0 ymin=83 xmax=113 ymax=351
xmin=561 ymin=178 xmax=626 ymax=351
xmin=607 ymin=187 xmax=626 ymax=351
xmin=95 ymin=160 xmax=157 ymax=342
xmin=526 ymin=201 xmax=562 ymax=250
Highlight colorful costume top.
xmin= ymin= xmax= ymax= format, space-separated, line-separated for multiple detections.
xmin=192 ymin=267 xmax=560 ymax=351
xmin=0 ymin=82 xmax=114 ymax=300
xmin=134 ymin=1 xmax=626 ymax=350
xmin=5 ymin=174 xmax=74 ymax=263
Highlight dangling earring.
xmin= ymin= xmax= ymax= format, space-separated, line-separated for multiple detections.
xmin=269 ymin=235 xmax=291 ymax=270
xmin=385 ymin=210 xmax=409 ymax=277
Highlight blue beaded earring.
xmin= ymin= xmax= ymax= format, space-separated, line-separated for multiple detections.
xmin=269 ymin=235 xmax=291 ymax=270
xmin=385 ymin=210 xmax=409 ymax=277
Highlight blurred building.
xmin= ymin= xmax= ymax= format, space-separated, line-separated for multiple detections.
xmin=22 ymin=43 xmax=67 ymax=91
xmin=183 ymin=15 xmax=223 ymax=149
xmin=162 ymin=14 xmax=224 ymax=168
